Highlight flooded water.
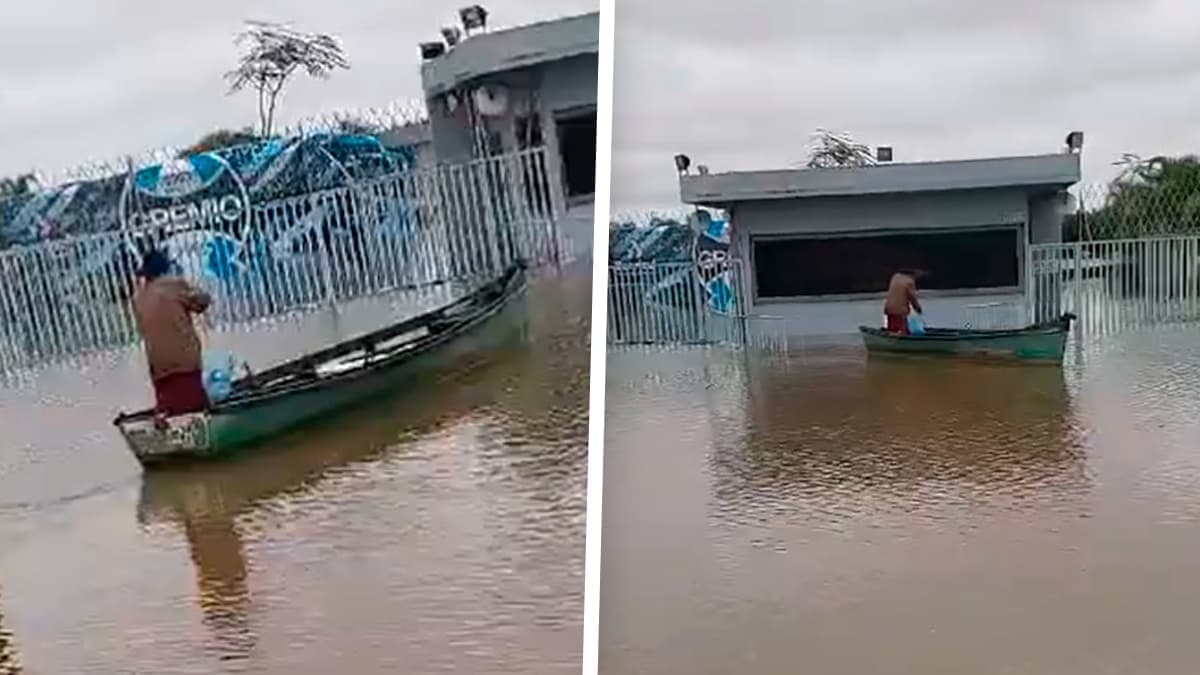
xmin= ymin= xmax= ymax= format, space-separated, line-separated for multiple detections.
xmin=0 ymin=268 xmax=589 ymax=674
xmin=601 ymin=327 xmax=1200 ymax=674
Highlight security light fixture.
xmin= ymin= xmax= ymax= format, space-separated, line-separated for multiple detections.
xmin=1065 ymin=131 xmax=1084 ymax=153
xmin=674 ymin=153 xmax=691 ymax=174
xmin=420 ymin=41 xmax=446 ymax=60
xmin=460 ymin=5 xmax=489 ymax=34
xmin=441 ymin=26 xmax=462 ymax=47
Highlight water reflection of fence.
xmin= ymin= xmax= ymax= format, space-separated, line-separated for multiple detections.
xmin=607 ymin=261 xmax=787 ymax=349
xmin=1029 ymin=235 xmax=1200 ymax=334
xmin=0 ymin=149 xmax=560 ymax=373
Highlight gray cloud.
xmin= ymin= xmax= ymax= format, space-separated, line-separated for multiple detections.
xmin=612 ymin=0 xmax=1200 ymax=212
xmin=0 ymin=0 xmax=597 ymax=178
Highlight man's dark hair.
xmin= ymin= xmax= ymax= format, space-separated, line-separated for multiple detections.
xmin=138 ymin=249 xmax=173 ymax=280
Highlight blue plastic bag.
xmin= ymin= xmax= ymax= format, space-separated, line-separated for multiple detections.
xmin=202 ymin=351 xmax=236 ymax=402
xmin=907 ymin=314 xmax=927 ymax=336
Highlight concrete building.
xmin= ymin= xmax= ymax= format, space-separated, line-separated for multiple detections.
xmin=419 ymin=11 xmax=599 ymax=214
xmin=679 ymin=152 xmax=1082 ymax=337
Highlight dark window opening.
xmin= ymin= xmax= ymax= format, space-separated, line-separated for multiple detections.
xmin=556 ymin=111 xmax=596 ymax=198
xmin=752 ymin=228 xmax=1020 ymax=298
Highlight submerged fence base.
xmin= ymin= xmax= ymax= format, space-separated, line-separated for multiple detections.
xmin=1030 ymin=236 xmax=1200 ymax=335
xmin=605 ymin=261 xmax=793 ymax=351
xmin=608 ymin=234 xmax=1200 ymax=352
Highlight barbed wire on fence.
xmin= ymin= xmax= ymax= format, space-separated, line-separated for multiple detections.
xmin=1 ymin=98 xmax=430 ymax=197
xmin=0 ymin=101 xmax=436 ymax=251
xmin=286 ymin=101 xmax=429 ymax=137
xmin=607 ymin=208 xmax=696 ymax=264
xmin=608 ymin=208 xmax=694 ymax=227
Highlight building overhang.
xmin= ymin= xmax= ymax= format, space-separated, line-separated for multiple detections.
xmin=421 ymin=12 xmax=599 ymax=97
xmin=680 ymin=153 xmax=1082 ymax=208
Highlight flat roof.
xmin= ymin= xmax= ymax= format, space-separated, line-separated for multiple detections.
xmin=421 ymin=12 xmax=599 ymax=97
xmin=680 ymin=153 xmax=1081 ymax=205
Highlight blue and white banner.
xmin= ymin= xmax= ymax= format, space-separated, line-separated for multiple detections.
xmin=0 ymin=132 xmax=420 ymax=250
xmin=690 ymin=209 xmax=736 ymax=315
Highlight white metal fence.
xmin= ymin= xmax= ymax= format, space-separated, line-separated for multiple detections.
xmin=1029 ymin=235 xmax=1200 ymax=334
xmin=608 ymin=234 xmax=1200 ymax=351
xmin=606 ymin=261 xmax=789 ymax=349
xmin=0 ymin=149 xmax=563 ymax=373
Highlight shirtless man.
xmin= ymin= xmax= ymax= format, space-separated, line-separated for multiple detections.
xmin=132 ymin=249 xmax=213 ymax=415
xmin=883 ymin=269 xmax=924 ymax=334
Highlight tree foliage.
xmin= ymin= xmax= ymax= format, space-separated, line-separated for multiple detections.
xmin=176 ymin=127 xmax=260 ymax=158
xmin=225 ymin=21 xmax=350 ymax=137
xmin=1073 ymin=154 xmax=1200 ymax=240
xmin=804 ymin=128 xmax=877 ymax=169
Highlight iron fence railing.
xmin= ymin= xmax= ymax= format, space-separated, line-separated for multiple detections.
xmin=607 ymin=261 xmax=780 ymax=348
xmin=608 ymin=234 xmax=1200 ymax=351
xmin=1028 ymin=235 xmax=1200 ymax=334
xmin=0 ymin=149 xmax=561 ymax=373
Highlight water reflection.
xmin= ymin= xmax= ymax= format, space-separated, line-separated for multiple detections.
xmin=136 ymin=330 xmax=527 ymax=661
xmin=711 ymin=357 xmax=1090 ymax=515
xmin=477 ymin=277 xmax=591 ymax=506
xmin=1 ymin=269 xmax=589 ymax=673
xmin=132 ymin=279 xmax=590 ymax=666
xmin=602 ymin=334 xmax=1200 ymax=675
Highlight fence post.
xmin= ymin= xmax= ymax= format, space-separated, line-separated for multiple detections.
xmin=313 ymin=199 xmax=338 ymax=311
xmin=1073 ymin=239 xmax=1083 ymax=324
xmin=1025 ymin=240 xmax=1035 ymax=324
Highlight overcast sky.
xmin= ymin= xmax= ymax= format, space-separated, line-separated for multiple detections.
xmin=0 ymin=0 xmax=595 ymax=180
xmin=612 ymin=0 xmax=1200 ymax=212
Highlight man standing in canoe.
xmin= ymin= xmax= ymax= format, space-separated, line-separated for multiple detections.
xmin=132 ymin=249 xmax=213 ymax=416
xmin=884 ymin=269 xmax=924 ymax=334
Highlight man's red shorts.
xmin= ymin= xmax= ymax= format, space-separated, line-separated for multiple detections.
xmin=885 ymin=313 xmax=909 ymax=335
xmin=153 ymin=370 xmax=209 ymax=415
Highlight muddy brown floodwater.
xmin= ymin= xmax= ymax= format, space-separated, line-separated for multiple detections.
xmin=601 ymin=327 xmax=1200 ymax=675
xmin=0 ymin=268 xmax=589 ymax=674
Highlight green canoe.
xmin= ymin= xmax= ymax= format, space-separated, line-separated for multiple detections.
xmin=858 ymin=313 xmax=1076 ymax=365
xmin=114 ymin=264 xmax=529 ymax=468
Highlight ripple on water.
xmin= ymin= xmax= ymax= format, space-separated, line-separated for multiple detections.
xmin=0 ymin=274 xmax=589 ymax=674
xmin=602 ymin=327 xmax=1200 ymax=675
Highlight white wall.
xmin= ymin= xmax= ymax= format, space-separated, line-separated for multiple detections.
xmin=539 ymin=54 xmax=598 ymax=115
xmin=422 ymin=53 xmax=597 ymax=211
xmin=731 ymin=188 xmax=1030 ymax=239
xmin=1028 ymin=192 xmax=1067 ymax=244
